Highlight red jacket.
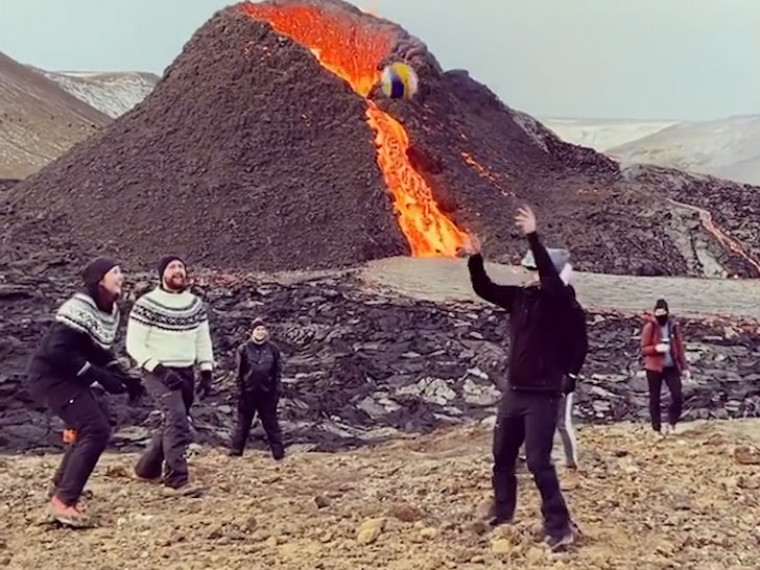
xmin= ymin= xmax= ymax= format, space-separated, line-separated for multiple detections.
xmin=640 ymin=315 xmax=688 ymax=373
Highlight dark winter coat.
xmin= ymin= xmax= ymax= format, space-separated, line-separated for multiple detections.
xmin=236 ymin=340 xmax=282 ymax=395
xmin=467 ymin=232 xmax=579 ymax=394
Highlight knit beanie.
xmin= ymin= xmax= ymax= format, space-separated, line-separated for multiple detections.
xmin=520 ymin=248 xmax=570 ymax=273
xmin=158 ymin=255 xmax=185 ymax=280
xmin=82 ymin=257 xmax=118 ymax=295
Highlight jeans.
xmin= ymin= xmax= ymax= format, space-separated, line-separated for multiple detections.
xmin=646 ymin=367 xmax=683 ymax=431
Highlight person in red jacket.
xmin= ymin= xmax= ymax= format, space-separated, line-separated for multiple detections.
xmin=640 ymin=298 xmax=691 ymax=435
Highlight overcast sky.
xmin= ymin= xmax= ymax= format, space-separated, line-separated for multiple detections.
xmin=1 ymin=0 xmax=757 ymax=121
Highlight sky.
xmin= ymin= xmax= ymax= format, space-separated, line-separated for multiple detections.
xmin=0 ymin=0 xmax=757 ymax=121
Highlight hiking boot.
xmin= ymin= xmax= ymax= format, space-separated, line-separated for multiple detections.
xmin=133 ymin=465 xmax=163 ymax=484
xmin=49 ymin=496 xmax=90 ymax=528
xmin=160 ymin=483 xmax=206 ymax=498
xmin=228 ymin=449 xmax=243 ymax=457
xmin=545 ymin=528 xmax=576 ymax=552
xmin=479 ymin=499 xmax=513 ymax=529
xmin=561 ymin=466 xmax=580 ymax=491
xmin=271 ymin=445 xmax=285 ymax=461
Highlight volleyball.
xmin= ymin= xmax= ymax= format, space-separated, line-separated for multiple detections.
xmin=380 ymin=62 xmax=419 ymax=100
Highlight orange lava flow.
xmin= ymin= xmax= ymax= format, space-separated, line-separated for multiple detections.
xmin=240 ymin=2 xmax=468 ymax=256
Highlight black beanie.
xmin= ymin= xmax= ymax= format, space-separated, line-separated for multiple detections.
xmin=251 ymin=317 xmax=266 ymax=328
xmin=83 ymin=257 xmax=118 ymax=291
xmin=654 ymin=298 xmax=669 ymax=312
xmin=158 ymin=255 xmax=185 ymax=280
xmin=82 ymin=257 xmax=118 ymax=300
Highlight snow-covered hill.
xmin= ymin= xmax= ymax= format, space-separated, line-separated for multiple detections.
xmin=540 ymin=117 xmax=678 ymax=152
xmin=34 ymin=69 xmax=159 ymax=118
xmin=542 ymin=115 xmax=760 ymax=186
xmin=607 ymin=115 xmax=760 ymax=186
xmin=0 ymin=51 xmax=110 ymax=179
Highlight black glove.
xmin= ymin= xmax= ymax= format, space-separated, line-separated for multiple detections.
xmin=196 ymin=370 xmax=213 ymax=400
xmin=126 ymin=381 xmax=147 ymax=405
xmin=84 ymin=365 xmax=127 ymax=395
xmin=154 ymin=364 xmax=184 ymax=391
xmin=562 ymin=374 xmax=578 ymax=395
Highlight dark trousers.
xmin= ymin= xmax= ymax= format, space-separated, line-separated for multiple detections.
xmin=646 ymin=367 xmax=683 ymax=431
xmin=230 ymin=390 xmax=284 ymax=459
xmin=134 ymin=369 xmax=194 ymax=488
xmin=492 ymin=389 xmax=572 ymax=538
xmin=53 ymin=390 xmax=111 ymax=506
xmin=52 ymin=389 xmax=113 ymax=489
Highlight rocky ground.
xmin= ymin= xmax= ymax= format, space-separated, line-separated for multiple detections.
xmin=2 ymin=419 xmax=760 ymax=569
xmin=2 ymin=256 xmax=760 ymax=454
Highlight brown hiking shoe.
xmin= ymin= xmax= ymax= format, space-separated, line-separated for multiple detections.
xmin=159 ymin=483 xmax=206 ymax=498
xmin=49 ymin=496 xmax=90 ymax=528
xmin=561 ymin=467 xmax=580 ymax=491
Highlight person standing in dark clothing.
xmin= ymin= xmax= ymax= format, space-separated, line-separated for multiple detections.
xmin=641 ymin=298 xmax=690 ymax=435
xmin=461 ymin=206 xmax=578 ymax=552
xmin=25 ymin=257 xmax=144 ymax=527
xmin=229 ymin=318 xmax=285 ymax=460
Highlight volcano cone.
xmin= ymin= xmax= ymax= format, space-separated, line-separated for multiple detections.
xmin=9 ymin=0 xmax=760 ymax=277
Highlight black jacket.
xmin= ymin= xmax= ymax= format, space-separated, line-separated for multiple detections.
xmin=236 ymin=340 xmax=282 ymax=395
xmin=564 ymin=285 xmax=588 ymax=377
xmin=25 ymin=293 xmax=120 ymax=412
xmin=468 ymin=232 xmax=577 ymax=393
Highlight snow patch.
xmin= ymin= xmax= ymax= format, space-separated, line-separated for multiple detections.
xmin=541 ymin=117 xmax=678 ymax=152
xmin=38 ymin=69 xmax=158 ymax=118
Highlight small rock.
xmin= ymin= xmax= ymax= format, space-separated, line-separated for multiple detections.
xmin=356 ymin=517 xmax=385 ymax=545
xmin=387 ymin=503 xmax=425 ymax=523
xmin=419 ymin=527 xmax=438 ymax=540
xmin=243 ymin=516 xmax=257 ymax=532
xmin=734 ymin=445 xmax=760 ymax=465
xmin=491 ymin=538 xmax=512 ymax=555
xmin=314 ymin=495 xmax=331 ymax=509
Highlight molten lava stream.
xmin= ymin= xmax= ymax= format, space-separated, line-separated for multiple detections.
xmin=366 ymin=103 xmax=466 ymax=256
xmin=240 ymin=3 xmax=469 ymax=257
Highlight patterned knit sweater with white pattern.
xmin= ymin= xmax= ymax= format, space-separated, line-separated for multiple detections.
xmin=126 ymin=287 xmax=214 ymax=372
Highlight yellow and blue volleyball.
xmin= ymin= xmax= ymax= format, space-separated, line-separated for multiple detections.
xmin=380 ymin=62 xmax=419 ymax=100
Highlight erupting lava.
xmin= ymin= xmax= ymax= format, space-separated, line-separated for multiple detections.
xmin=239 ymin=2 xmax=468 ymax=256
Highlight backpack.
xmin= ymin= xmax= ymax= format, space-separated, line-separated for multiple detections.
xmin=561 ymin=290 xmax=588 ymax=374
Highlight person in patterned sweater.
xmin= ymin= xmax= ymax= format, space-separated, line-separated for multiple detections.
xmin=126 ymin=255 xmax=215 ymax=491
xmin=25 ymin=257 xmax=144 ymax=527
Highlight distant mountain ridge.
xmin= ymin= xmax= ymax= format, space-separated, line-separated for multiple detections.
xmin=0 ymin=50 xmax=110 ymax=178
xmin=542 ymin=114 xmax=760 ymax=186
xmin=34 ymin=68 xmax=160 ymax=118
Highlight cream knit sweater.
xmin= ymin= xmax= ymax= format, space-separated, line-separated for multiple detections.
xmin=126 ymin=287 xmax=214 ymax=372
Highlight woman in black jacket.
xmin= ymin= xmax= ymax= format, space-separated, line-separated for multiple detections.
xmin=229 ymin=317 xmax=284 ymax=460
xmin=25 ymin=257 xmax=144 ymax=527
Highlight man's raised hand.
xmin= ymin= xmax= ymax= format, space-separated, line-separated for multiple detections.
xmin=514 ymin=205 xmax=537 ymax=236
xmin=458 ymin=233 xmax=482 ymax=257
